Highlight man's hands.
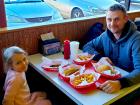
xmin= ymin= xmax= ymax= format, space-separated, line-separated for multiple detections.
xmin=97 ymin=57 xmax=121 ymax=93
xmin=98 ymin=57 xmax=113 ymax=66
xmin=99 ymin=80 xmax=121 ymax=93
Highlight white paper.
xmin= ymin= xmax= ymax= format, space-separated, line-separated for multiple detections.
xmin=40 ymin=32 xmax=55 ymax=41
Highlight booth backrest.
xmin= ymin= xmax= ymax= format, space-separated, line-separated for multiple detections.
xmin=0 ymin=73 xmax=6 ymax=104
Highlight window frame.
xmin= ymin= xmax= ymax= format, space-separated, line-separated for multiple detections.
xmin=0 ymin=0 xmax=138 ymax=29
xmin=0 ymin=0 xmax=7 ymax=28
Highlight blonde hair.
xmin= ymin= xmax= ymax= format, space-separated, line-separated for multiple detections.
xmin=3 ymin=46 xmax=27 ymax=73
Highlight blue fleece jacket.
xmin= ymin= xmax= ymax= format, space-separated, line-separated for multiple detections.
xmin=83 ymin=20 xmax=140 ymax=88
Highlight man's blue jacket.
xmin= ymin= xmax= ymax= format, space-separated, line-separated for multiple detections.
xmin=83 ymin=20 xmax=140 ymax=88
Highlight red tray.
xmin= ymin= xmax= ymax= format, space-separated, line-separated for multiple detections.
xmin=73 ymin=59 xmax=92 ymax=65
xmin=58 ymin=73 xmax=97 ymax=94
xmin=58 ymin=61 xmax=122 ymax=94
xmin=70 ymin=83 xmax=97 ymax=94
xmin=41 ymin=59 xmax=69 ymax=72
xmin=58 ymin=72 xmax=107 ymax=94
xmin=58 ymin=63 xmax=101 ymax=94
xmin=58 ymin=64 xmax=84 ymax=82
xmin=100 ymin=73 xmax=121 ymax=80
xmin=92 ymin=63 xmax=121 ymax=80
xmin=73 ymin=53 xmax=94 ymax=65
xmin=42 ymin=66 xmax=58 ymax=72
xmin=58 ymin=73 xmax=71 ymax=82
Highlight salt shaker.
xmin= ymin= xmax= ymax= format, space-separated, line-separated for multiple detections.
xmin=64 ymin=40 xmax=70 ymax=59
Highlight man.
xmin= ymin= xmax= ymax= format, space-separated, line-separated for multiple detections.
xmin=83 ymin=4 xmax=140 ymax=94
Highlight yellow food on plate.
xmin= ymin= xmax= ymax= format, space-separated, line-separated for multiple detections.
xmin=72 ymin=74 xmax=94 ymax=86
xmin=50 ymin=64 xmax=61 ymax=67
xmin=63 ymin=67 xmax=79 ymax=76
xmin=97 ymin=65 xmax=111 ymax=73
xmin=78 ymin=55 xmax=91 ymax=61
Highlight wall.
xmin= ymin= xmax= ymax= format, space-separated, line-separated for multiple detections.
xmin=0 ymin=11 xmax=140 ymax=75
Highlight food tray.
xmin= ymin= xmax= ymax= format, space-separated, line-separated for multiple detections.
xmin=58 ymin=64 xmax=84 ymax=82
xmin=92 ymin=63 xmax=121 ymax=79
xmin=41 ymin=58 xmax=68 ymax=72
xmin=70 ymin=71 xmax=99 ymax=89
xmin=58 ymin=65 xmax=101 ymax=94
xmin=73 ymin=53 xmax=94 ymax=65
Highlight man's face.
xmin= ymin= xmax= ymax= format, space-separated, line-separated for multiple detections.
xmin=106 ymin=10 xmax=128 ymax=35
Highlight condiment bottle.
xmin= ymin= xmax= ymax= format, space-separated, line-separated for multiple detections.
xmin=64 ymin=40 xmax=70 ymax=59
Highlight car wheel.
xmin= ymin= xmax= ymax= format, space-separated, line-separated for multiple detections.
xmin=71 ymin=8 xmax=84 ymax=18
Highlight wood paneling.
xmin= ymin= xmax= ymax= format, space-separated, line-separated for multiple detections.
xmin=0 ymin=11 xmax=140 ymax=74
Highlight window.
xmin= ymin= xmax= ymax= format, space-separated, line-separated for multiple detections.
xmin=3 ymin=0 xmax=140 ymax=28
xmin=4 ymin=0 xmax=63 ymax=27
xmin=44 ymin=0 xmax=119 ymax=19
xmin=116 ymin=0 xmax=140 ymax=11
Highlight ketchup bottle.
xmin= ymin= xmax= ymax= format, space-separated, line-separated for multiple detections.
xmin=64 ymin=40 xmax=70 ymax=59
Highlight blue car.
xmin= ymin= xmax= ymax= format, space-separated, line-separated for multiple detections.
xmin=4 ymin=0 xmax=63 ymax=27
xmin=45 ymin=0 xmax=119 ymax=19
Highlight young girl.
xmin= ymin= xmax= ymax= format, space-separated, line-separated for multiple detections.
xmin=2 ymin=46 xmax=52 ymax=105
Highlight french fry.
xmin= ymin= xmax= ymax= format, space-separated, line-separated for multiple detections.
xmin=72 ymin=74 xmax=94 ymax=86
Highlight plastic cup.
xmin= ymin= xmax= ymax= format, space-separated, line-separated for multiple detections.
xmin=70 ymin=41 xmax=80 ymax=60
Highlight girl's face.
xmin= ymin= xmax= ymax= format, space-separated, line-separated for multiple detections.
xmin=11 ymin=53 xmax=29 ymax=72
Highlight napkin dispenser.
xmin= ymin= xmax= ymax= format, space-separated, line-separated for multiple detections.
xmin=39 ymin=38 xmax=61 ymax=55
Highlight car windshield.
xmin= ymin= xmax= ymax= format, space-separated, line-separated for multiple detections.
xmin=4 ymin=0 xmax=42 ymax=4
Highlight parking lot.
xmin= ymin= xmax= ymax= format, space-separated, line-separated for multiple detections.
xmin=130 ymin=3 xmax=140 ymax=10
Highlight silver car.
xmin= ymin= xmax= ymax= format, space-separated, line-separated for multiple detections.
xmin=45 ymin=0 xmax=119 ymax=19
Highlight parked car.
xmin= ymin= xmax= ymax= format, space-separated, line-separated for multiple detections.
xmin=115 ymin=0 xmax=140 ymax=10
xmin=116 ymin=0 xmax=140 ymax=3
xmin=4 ymin=0 xmax=63 ymax=27
xmin=44 ymin=0 xmax=119 ymax=19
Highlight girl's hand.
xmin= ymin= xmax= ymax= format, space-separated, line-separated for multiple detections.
xmin=99 ymin=80 xmax=121 ymax=93
xmin=30 ymin=92 xmax=47 ymax=102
